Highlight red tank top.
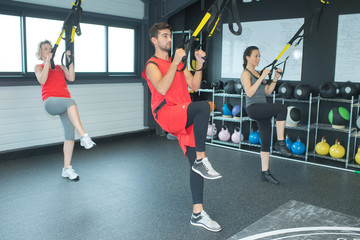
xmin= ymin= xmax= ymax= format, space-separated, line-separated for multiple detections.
xmin=40 ymin=64 xmax=71 ymax=101
xmin=142 ymin=56 xmax=191 ymax=114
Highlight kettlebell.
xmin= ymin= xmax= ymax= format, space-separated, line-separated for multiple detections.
xmin=208 ymin=101 xmax=216 ymax=112
xmin=218 ymin=125 xmax=231 ymax=142
xmin=315 ymin=136 xmax=330 ymax=156
xmin=249 ymin=130 xmax=260 ymax=144
xmin=355 ymin=146 xmax=360 ymax=165
xmin=291 ymin=138 xmax=306 ymax=155
xmin=231 ymin=127 xmax=244 ymax=144
xmin=207 ymin=123 xmax=217 ymax=137
xmin=285 ymin=134 xmax=293 ymax=150
xmin=329 ymin=138 xmax=346 ymax=159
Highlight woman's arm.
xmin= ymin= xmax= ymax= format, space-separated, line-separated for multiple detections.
xmin=241 ymin=68 xmax=270 ymax=98
xmin=264 ymin=68 xmax=282 ymax=95
xmin=34 ymin=53 xmax=52 ymax=85
xmin=60 ymin=51 xmax=75 ymax=82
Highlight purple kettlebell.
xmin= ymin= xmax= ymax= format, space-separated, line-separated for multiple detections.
xmin=219 ymin=125 xmax=231 ymax=142
xmin=207 ymin=123 xmax=217 ymax=137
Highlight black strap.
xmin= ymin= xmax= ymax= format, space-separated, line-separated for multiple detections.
xmin=154 ymin=99 xmax=167 ymax=120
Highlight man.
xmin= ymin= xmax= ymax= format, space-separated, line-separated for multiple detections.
xmin=142 ymin=22 xmax=222 ymax=232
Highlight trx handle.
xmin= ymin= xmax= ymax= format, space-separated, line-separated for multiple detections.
xmin=261 ymin=0 xmax=329 ymax=82
xmin=50 ymin=0 xmax=83 ymax=69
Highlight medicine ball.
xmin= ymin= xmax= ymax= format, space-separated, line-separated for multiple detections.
xmin=319 ymin=82 xmax=338 ymax=98
xmin=356 ymin=115 xmax=360 ymax=129
xmin=232 ymin=105 xmax=241 ymax=119
xmin=212 ymin=80 xmax=224 ymax=90
xmin=201 ymin=80 xmax=210 ymax=89
xmin=328 ymin=106 xmax=350 ymax=128
xmin=235 ymin=80 xmax=242 ymax=94
xmin=222 ymin=104 xmax=233 ymax=118
xmin=208 ymin=101 xmax=216 ymax=112
xmin=339 ymin=81 xmax=357 ymax=99
xmin=224 ymin=80 xmax=236 ymax=94
xmin=278 ymin=82 xmax=293 ymax=99
xmin=286 ymin=106 xmax=301 ymax=127
xmin=294 ymin=84 xmax=311 ymax=100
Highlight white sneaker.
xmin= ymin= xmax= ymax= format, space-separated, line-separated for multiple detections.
xmin=80 ymin=133 xmax=96 ymax=149
xmin=192 ymin=157 xmax=222 ymax=180
xmin=190 ymin=210 xmax=222 ymax=232
xmin=62 ymin=166 xmax=79 ymax=180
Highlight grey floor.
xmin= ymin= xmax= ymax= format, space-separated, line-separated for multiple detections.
xmin=1 ymin=133 xmax=360 ymax=240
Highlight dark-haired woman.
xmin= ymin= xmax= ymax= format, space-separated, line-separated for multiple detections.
xmin=241 ymin=46 xmax=292 ymax=184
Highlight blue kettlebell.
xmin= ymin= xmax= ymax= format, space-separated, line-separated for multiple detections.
xmin=285 ymin=134 xmax=293 ymax=150
xmin=249 ymin=130 xmax=260 ymax=144
xmin=291 ymin=138 xmax=306 ymax=155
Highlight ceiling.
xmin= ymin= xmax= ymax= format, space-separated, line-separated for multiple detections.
xmin=12 ymin=0 xmax=145 ymax=19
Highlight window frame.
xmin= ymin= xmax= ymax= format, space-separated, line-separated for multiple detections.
xmin=0 ymin=2 xmax=143 ymax=86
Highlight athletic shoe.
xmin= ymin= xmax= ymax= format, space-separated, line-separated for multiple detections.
xmin=166 ymin=133 xmax=177 ymax=140
xmin=190 ymin=210 xmax=222 ymax=232
xmin=261 ymin=170 xmax=279 ymax=184
xmin=62 ymin=166 xmax=79 ymax=180
xmin=274 ymin=141 xmax=293 ymax=157
xmin=80 ymin=133 xmax=96 ymax=149
xmin=192 ymin=157 xmax=222 ymax=180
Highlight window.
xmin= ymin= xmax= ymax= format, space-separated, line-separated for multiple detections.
xmin=26 ymin=17 xmax=65 ymax=72
xmin=74 ymin=23 xmax=106 ymax=72
xmin=0 ymin=14 xmax=22 ymax=72
xmin=108 ymin=27 xmax=135 ymax=72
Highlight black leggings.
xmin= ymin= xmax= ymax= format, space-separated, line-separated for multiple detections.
xmin=185 ymin=101 xmax=210 ymax=152
xmin=186 ymin=146 xmax=204 ymax=204
xmin=246 ymin=103 xmax=287 ymax=152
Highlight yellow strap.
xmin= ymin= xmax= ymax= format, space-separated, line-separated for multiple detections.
xmin=275 ymin=44 xmax=290 ymax=60
xmin=208 ymin=16 xmax=221 ymax=37
xmin=55 ymin=30 xmax=65 ymax=45
xmin=192 ymin=12 xmax=211 ymax=37
xmin=71 ymin=27 xmax=76 ymax=42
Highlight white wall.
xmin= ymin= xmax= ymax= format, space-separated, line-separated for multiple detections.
xmin=0 ymin=83 xmax=145 ymax=152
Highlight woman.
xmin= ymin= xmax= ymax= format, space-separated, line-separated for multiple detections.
xmin=241 ymin=46 xmax=292 ymax=184
xmin=35 ymin=40 xmax=96 ymax=181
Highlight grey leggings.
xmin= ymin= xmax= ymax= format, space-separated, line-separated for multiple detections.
xmin=44 ymin=97 xmax=76 ymax=141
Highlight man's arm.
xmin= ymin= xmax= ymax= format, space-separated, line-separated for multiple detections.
xmin=145 ymin=49 xmax=185 ymax=95
xmin=184 ymin=50 xmax=206 ymax=91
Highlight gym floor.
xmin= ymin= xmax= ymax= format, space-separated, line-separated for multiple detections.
xmin=1 ymin=132 xmax=360 ymax=240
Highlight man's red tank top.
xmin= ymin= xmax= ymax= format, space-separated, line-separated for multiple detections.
xmin=142 ymin=56 xmax=195 ymax=155
xmin=40 ymin=64 xmax=71 ymax=101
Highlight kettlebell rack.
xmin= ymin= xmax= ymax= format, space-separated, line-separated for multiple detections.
xmin=198 ymin=87 xmax=360 ymax=171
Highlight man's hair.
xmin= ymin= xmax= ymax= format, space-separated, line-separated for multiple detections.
xmin=36 ymin=40 xmax=52 ymax=60
xmin=149 ymin=22 xmax=171 ymax=40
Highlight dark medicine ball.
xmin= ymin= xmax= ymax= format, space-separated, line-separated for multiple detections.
xmin=235 ymin=80 xmax=242 ymax=94
xmin=294 ymin=84 xmax=311 ymax=100
xmin=200 ymin=80 xmax=210 ymax=89
xmin=328 ymin=107 xmax=350 ymax=127
xmin=224 ymin=80 xmax=236 ymax=94
xmin=339 ymin=81 xmax=357 ymax=99
xmin=319 ymin=82 xmax=338 ymax=98
xmin=212 ymin=80 xmax=224 ymax=90
xmin=278 ymin=82 xmax=293 ymax=99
